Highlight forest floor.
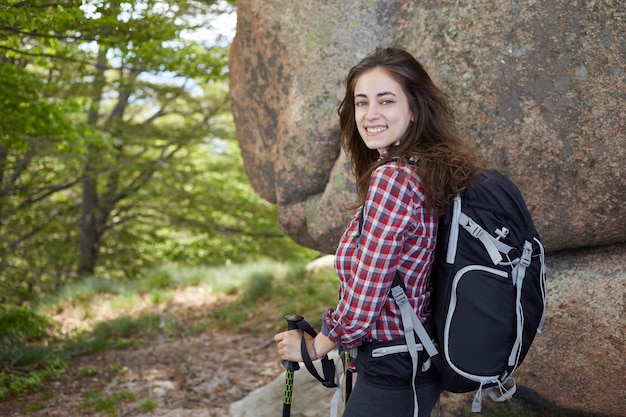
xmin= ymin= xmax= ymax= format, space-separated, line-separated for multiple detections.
xmin=0 ymin=292 xmax=284 ymax=417
xmin=0 ymin=283 xmax=579 ymax=417
xmin=1 ymin=329 xmax=281 ymax=417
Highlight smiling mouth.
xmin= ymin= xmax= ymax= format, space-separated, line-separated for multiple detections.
xmin=366 ymin=127 xmax=387 ymax=134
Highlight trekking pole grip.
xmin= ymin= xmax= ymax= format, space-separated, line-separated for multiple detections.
xmin=282 ymin=314 xmax=303 ymax=371
xmin=281 ymin=314 xmax=303 ymax=417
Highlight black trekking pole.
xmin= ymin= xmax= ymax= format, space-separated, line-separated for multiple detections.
xmin=345 ymin=350 xmax=352 ymax=403
xmin=281 ymin=314 xmax=303 ymax=417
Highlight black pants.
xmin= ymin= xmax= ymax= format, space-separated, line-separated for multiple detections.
xmin=343 ymin=338 xmax=441 ymax=417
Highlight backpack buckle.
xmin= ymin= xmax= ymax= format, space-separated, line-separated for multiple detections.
xmin=520 ymin=241 xmax=533 ymax=267
xmin=391 ymin=285 xmax=408 ymax=305
xmin=465 ymin=218 xmax=483 ymax=239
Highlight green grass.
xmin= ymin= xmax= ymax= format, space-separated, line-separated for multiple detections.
xmin=78 ymin=390 xmax=139 ymax=417
xmin=207 ymin=259 xmax=338 ymax=332
xmin=139 ymin=398 xmax=158 ymax=412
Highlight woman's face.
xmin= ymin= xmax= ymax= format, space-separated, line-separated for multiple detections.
xmin=354 ymin=67 xmax=413 ymax=156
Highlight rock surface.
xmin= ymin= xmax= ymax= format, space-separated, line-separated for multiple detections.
xmin=230 ymin=351 xmax=346 ymax=417
xmin=229 ymin=0 xmax=625 ymax=254
xmin=514 ymin=244 xmax=626 ymax=417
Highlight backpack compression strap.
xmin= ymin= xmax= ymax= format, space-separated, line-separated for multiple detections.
xmin=390 ymin=275 xmax=439 ymax=358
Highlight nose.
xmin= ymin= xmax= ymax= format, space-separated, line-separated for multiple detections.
xmin=364 ymin=103 xmax=381 ymax=120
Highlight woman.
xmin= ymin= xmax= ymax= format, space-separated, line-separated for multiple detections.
xmin=274 ymin=47 xmax=481 ymax=417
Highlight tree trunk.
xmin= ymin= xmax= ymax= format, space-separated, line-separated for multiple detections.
xmin=77 ymin=43 xmax=136 ymax=277
xmin=77 ymin=46 xmax=108 ymax=277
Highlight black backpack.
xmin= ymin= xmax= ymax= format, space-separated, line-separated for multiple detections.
xmin=390 ymin=169 xmax=547 ymax=413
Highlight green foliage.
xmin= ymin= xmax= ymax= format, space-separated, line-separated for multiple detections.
xmin=66 ymin=313 xmax=162 ymax=355
xmin=243 ymin=271 xmax=275 ymax=301
xmin=0 ymin=62 xmax=79 ymax=148
xmin=0 ymin=305 xmax=49 ymax=344
xmin=0 ymin=356 xmax=66 ymax=400
xmin=0 ymin=0 xmax=316 ymax=306
xmin=0 ymin=305 xmax=61 ymax=396
xmin=76 ymin=365 xmax=99 ymax=377
xmin=139 ymin=398 xmax=158 ymax=412
xmin=78 ymin=389 xmax=139 ymax=417
xmin=24 ymin=401 xmax=47 ymax=413
xmin=208 ymin=259 xmax=339 ymax=332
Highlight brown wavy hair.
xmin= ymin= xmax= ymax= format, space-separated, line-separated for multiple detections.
xmin=338 ymin=47 xmax=482 ymax=214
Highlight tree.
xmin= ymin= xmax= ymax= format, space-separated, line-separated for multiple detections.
xmin=0 ymin=0 xmax=314 ymax=303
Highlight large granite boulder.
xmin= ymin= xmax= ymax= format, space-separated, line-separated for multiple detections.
xmin=228 ymin=1 xmax=625 ymax=416
xmin=229 ymin=0 xmax=625 ymax=254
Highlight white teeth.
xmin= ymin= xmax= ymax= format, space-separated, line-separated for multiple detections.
xmin=367 ymin=127 xmax=387 ymax=133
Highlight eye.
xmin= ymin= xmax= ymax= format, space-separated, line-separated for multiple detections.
xmin=355 ymin=100 xmax=368 ymax=107
xmin=381 ymin=99 xmax=394 ymax=105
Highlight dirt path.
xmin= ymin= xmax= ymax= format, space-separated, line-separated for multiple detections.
xmin=1 ymin=329 xmax=283 ymax=417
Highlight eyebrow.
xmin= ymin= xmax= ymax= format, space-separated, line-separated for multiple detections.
xmin=354 ymin=91 xmax=398 ymax=98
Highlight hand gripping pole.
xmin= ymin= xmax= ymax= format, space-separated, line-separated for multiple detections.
xmin=281 ymin=314 xmax=303 ymax=417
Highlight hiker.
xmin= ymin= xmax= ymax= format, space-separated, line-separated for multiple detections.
xmin=274 ymin=47 xmax=481 ymax=417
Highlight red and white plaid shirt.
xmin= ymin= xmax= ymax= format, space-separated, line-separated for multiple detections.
xmin=323 ymin=160 xmax=438 ymax=349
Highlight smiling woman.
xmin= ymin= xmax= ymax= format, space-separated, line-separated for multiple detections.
xmin=354 ymin=67 xmax=414 ymax=158
xmin=274 ymin=47 xmax=482 ymax=417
